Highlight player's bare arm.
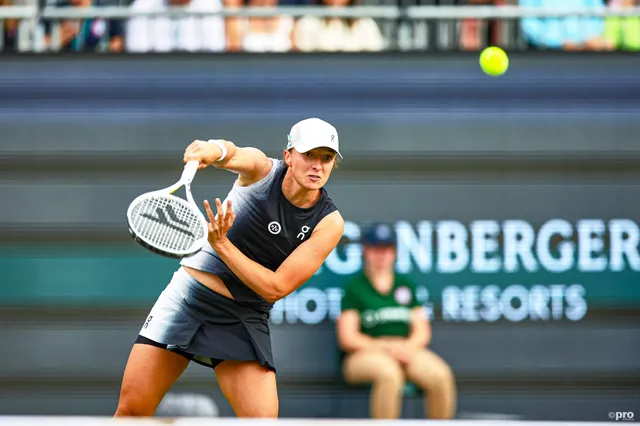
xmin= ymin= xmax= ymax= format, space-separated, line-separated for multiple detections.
xmin=205 ymin=198 xmax=344 ymax=303
xmin=183 ymin=139 xmax=273 ymax=186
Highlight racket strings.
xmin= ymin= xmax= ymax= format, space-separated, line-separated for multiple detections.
xmin=130 ymin=196 xmax=206 ymax=253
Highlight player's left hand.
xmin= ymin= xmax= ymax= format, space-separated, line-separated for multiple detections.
xmin=204 ymin=198 xmax=236 ymax=248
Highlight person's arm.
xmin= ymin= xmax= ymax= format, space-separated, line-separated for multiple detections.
xmin=207 ymin=203 xmax=344 ymax=303
xmin=337 ymin=310 xmax=388 ymax=352
xmin=183 ymin=139 xmax=274 ymax=186
xmin=336 ymin=282 xmax=384 ymax=352
xmin=404 ymin=306 xmax=431 ymax=349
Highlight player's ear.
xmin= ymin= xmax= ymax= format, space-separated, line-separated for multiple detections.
xmin=283 ymin=149 xmax=293 ymax=167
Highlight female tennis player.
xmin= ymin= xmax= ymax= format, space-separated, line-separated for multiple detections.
xmin=114 ymin=118 xmax=344 ymax=418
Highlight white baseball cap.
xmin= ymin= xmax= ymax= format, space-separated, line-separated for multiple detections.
xmin=286 ymin=118 xmax=343 ymax=159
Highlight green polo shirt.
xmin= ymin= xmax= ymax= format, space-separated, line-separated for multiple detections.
xmin=341 ymin=274 xmax=421 ymax=338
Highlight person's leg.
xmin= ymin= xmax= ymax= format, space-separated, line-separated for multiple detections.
xmin=403 ymin=348 xmax=456 ymax=419
xmin=214 ymin=360 xmax=279 ymax=418
xmin=114 ymin=342 xmax=191 ymax=417
xmin=342 ymin=349 xmax=405 ymax=419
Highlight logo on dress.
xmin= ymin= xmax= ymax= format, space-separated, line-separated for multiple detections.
xmin=268 ymin=221 xmax=282 ymax=235
xmin=297 ymin=225 xmax=311 ymax=240
xmin=394 ymin=286 xmax=412 ymax=306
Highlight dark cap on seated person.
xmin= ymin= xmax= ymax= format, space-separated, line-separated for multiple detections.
xmin=361 ymin=222 xmax=397 ymax=247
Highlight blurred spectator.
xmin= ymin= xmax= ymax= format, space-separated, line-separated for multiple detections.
xmin=459 ymin=0 xmax=501 ymax=51
xmin=604 ymin=0 xmax=640 ymax=50
xmin=1 ymin=0 xmax=19 ymax=51
xmin=44 ymin=0 xmax=124 ymax=52
xmin=126 ymin=0 xmax=225 ymax=52
xmin=224 ymin=0 xmax=242 ymax=51
xmin=336 ymin=223 xmax=456 ymax=420
xmin=241 ymin=0 xmax=294 ymax=52
xmin=520 ymin=0 xmax=614 ymax=51
xmin=293 ymin=0 xmax=384 ymax=51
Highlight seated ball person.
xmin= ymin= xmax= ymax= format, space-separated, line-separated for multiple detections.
xmin=336 ymin=222 xmax=456 ymax=419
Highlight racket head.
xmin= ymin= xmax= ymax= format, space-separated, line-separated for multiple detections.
xmin=126 ymin=192 xmax=208 ymax=259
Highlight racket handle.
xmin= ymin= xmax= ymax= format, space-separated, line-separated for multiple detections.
xmin=181 ymin=160 xmax=200 ymax=185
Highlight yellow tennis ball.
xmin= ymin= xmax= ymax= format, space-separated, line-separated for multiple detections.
xmin=480 ymin=46 xmax=509 ymax=77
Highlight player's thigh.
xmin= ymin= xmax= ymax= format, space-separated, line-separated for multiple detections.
xmin=214 ymin=360 xmax=279 ymax=418
xmin=343 ymin=349 xmax=404 ymax=385
xmin=404 ymin=348 xmax=454 ymax=389
xmin=115 ymin=343 xmax=191 ymax=416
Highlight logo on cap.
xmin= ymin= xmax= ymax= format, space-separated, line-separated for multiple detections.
xmin=376 ymin=225 xmax=392 ymax=240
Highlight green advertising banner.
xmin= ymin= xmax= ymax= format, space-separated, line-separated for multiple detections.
xmin=2 ymin=218 xmax=638 ymax=324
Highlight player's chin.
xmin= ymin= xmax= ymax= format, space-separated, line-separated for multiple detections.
xmin=301 ymin=175 xmax=324 ymax=189
xmin=306 ymin=177 xmax=327 ymax=189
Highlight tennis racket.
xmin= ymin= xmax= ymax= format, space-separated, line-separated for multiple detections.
xmin=127 ymin=160 xmax=208 ymax=258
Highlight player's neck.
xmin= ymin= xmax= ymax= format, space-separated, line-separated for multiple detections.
xmin=281 ymin=171 xmax=321 ymax=209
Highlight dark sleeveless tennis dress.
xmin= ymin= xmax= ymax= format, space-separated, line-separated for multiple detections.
xmin=136 ymin=159 xmax=338 ymax=372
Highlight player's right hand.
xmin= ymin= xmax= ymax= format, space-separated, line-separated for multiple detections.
xmin=184 ymin=139 xmax=223 ymax=170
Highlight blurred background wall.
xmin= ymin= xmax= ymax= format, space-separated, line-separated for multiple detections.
xmin=0 ymin=53 xmax=639 ymax=420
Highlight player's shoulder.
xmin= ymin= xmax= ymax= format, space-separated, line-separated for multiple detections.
xmin=236 ymin=157 xmax=282 ymax=190
xmin=272 ymin=158 xmax=287 ymax=173
xmin=319 ymin=208 xmax=344 ymax=227
xmin=317 ymin=189 xmax=341 ymax=224
xmin=314 ymin=210 xmax=344 ymax=245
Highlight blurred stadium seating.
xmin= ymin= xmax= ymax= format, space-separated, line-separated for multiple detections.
xmin=1 ymin=1 xmax=639 ymax=52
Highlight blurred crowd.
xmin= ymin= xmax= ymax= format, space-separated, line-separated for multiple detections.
xmin=1 ymin=0 xmax=638 ymax=53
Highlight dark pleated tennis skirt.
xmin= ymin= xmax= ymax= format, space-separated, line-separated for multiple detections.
xmin=136 ymin=267 xmax=275 ymax=372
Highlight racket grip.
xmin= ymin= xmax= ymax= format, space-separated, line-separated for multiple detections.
xmin=181 ymin=160 xmax=200 ymax=185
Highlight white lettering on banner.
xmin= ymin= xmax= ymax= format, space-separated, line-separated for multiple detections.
xmin=396 ymin=221 xmax=432 ymax=274
xmin=536 ymin=219 xmax=573 ymax=273
xmin=270 ymin=284 xmax=588 ymax=325
xmin=609 ymin=219 xmax=640 ymax=271
xmin=315 ymin=218 xmax=640 ymax=276
xmin=577 ymin=219 xmax=607 ymax=272
xmin=442 ymin=284 xmax=587 ymax=323
xmin=361 ymin=307 xmax=412 ymax=328
xmin=566 ymin=284 xmax=588 ymax=321
xmin=437 ymin=221 xmax=469 ymax=273
xmin=270 ymin=287 xmax=344 ymax=325
xmin=479 ymin=285 xmax=501 ymax=322
xmin=471 ymin=220 xmax=501 ymax=273
xmin=503 ymin=220 xmax=538 ymax=273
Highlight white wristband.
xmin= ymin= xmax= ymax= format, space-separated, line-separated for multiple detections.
xmin=207 ymin=139 xmax=228 ymax=162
